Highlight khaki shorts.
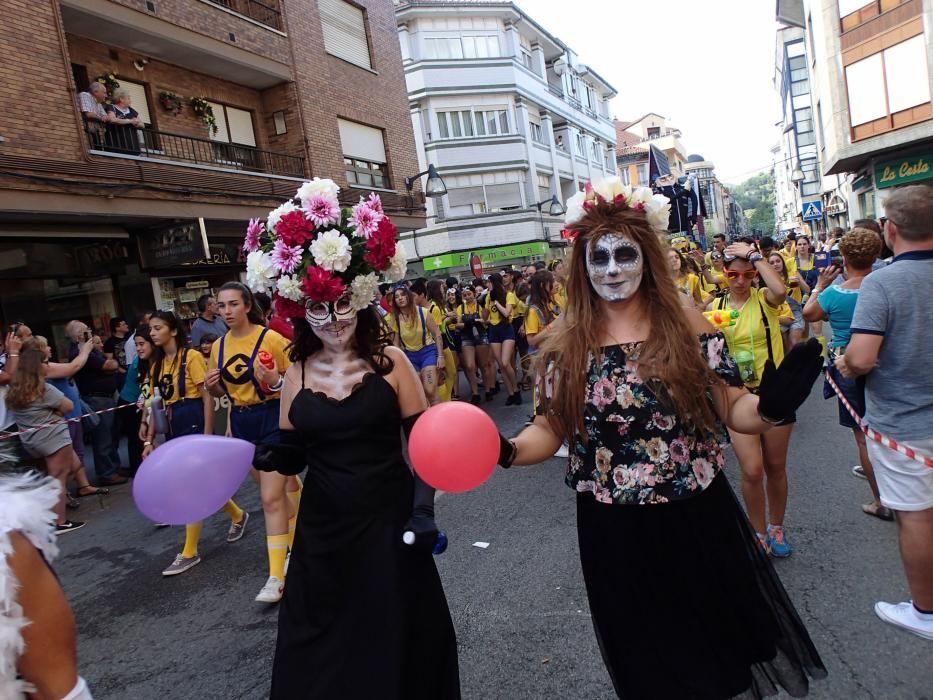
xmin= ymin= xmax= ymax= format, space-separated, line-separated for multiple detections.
xmin=867 ymin=436 xmax=933 ymax=512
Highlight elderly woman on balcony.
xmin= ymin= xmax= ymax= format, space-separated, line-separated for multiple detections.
xmin=105 ymin=88 xmax=144 ymax=155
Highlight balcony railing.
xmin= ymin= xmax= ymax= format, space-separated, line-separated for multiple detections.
xmin=204 ymin=0 xmax=283 ymax=31
xmin=84 ymin=123 xmax=304 ymax=178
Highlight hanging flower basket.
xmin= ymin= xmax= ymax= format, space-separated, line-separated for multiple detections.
xmin=158 ymin=91 xmax=184 ymax=116
xmin=95 ymin=73 xmax=120 ymax=98
xmin=189 ymin=96 xmax=218 ymax=135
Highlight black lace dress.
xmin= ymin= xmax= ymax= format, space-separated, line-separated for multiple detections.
xmin=562 ymin=334 xmax=826 ymax=699
xmin=270 ymin=372 xmax=460 ymax=699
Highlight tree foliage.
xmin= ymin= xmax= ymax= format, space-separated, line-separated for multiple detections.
xmin=729 ymin=172 xmax=776 ymax=235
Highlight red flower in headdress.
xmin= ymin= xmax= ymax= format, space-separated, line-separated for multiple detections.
xmin=273 ymin=293 xmax=305 ymax=320
xmin=276 ymin=210 xmax=315 ymax=247
xmin=301 ymin=265 xmax=345 ymax=302
xmin=363 ymin=217 xmax=397 ymax=272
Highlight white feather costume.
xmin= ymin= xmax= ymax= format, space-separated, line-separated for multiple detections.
xmin=0 ymin=473 xmax=60 ymax=700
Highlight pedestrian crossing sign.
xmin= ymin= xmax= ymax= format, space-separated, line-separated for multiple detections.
xmin=801 ymin=200 xmax=824 ymax=221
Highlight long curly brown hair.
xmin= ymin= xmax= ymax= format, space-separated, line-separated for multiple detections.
xmin=535 ymin=202 xmax=718 ymax=442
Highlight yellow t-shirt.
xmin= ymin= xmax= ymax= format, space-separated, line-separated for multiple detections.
xmin=675 ymin=273 xmax=703 ymax=303
xmin=525 ymin=304 xmax=556 ymax=338
xmin=457 ymin=300 xmax=482 ymax=323
xmin=150 ymin=349 xmax=206 ymax=405
xmin=210 ymin=325 xmax=291 ymax=406
xmin=776 ymin=302 xmax=794 ymax=323
xmin=428 ymin=302 xmax=445 ymax=331
xmin=387 ymin=308 xmax=430 ymax=351
xmin=779 ymin=245 xmax=796 ymax=263
xmin=511 ymin=296 xmax=526 ymax=322
xmin=485 ymin=291 xmax=519 ymax=326
xmin=717 ymin=287 xmax=785 ymax=389
xmin=553 ymin=282 xmax=567 ymax=312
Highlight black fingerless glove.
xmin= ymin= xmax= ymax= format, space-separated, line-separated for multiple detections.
xmin=498 ymin=432 xmax=516 ymax=469
xmin=401 ymin=411 xmax=440 ymax=551
xmin=253 ymin=429 xmax=307 ymax=476
xmin=756 ymin=338 xmax=823 ymax=423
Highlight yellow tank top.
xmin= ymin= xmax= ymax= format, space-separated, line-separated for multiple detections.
xmin=717 ymin=288 xmax=784 ymax=389
xmin=393 ymin=308 xmax=429 ymax=351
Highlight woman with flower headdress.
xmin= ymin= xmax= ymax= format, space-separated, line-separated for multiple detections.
xmin=245 ymin=180 xmax=459 ymax=699
xmin=495 ymin=177 xmax=826 ymax=699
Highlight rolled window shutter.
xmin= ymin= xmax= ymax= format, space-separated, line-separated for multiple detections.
xmin=207 ymin=101 xmax=229 ymax=143
xmin=227 ymin=107 xmax=256 ymax=146
xmin=338 ymin=119 xmax=386 ymax=163
xmin=117 ymin=79 xmax=151 ymax=125
xmin=320 ymin=0 xmax=372 ymax=70
xmin=485 ymin=183 xmax=522 ymax=211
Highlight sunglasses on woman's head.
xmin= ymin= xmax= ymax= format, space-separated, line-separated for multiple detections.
xmin=725 ymin=270 xmax=759 ymax=280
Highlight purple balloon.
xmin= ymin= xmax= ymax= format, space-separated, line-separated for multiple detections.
xmin=133 ymin=435 xmax=255 ymax=525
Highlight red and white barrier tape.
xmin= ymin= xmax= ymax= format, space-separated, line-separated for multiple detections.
xmin=824 ymin=368 xmax=933 ymax=469
xmin=0 ymin=402 xmax=137 ymax=441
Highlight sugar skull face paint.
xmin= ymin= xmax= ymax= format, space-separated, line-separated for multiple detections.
xmin=585 ymin=233 xmax=643 ymax=301
xmin=305 ymin=293 xmax=356 ymax=328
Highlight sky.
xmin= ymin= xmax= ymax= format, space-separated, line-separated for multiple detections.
xmin=523 ymin=0 xmax=783 ymax=185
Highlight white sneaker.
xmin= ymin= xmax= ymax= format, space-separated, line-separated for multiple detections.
xmin=255 ymin=576 xmax=285 ymax=604
xmin=874 ymin=601 xmax=933 ymax=640
xmin=555 ymin=443 xmax=570 ymax=458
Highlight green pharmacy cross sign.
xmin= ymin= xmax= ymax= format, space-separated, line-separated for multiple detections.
xmin=423 ymin=242 xmax=549 ymax=271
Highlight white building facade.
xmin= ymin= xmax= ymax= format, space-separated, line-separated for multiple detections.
xmin=396 ymin=0 xmax=617 ymax=275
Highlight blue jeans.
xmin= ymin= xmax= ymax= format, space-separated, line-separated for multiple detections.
xmin=85 ymin=394 xmax=121 ymax=480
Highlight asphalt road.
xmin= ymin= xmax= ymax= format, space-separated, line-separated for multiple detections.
xmin=56 ymin=386 xmax=932 ymax=699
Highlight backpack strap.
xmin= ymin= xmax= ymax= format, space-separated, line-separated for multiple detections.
xmin=756 ymin=298 xmax=776 ymax=365
xmin=177 ymin=348 xmax=187 ymax=400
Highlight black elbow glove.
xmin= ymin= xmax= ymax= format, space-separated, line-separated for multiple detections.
xmin=253 ymin=429 xmax=307 ymax=476
xmin=401 ymin=411 xmax=443 ymax=552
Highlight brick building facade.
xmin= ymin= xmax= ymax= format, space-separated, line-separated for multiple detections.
xmin=0 ymin=0 xmax=423 ymax=354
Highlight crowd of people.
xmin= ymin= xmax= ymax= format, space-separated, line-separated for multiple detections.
xmin=1 ymin=178 xmax=931 ymax=699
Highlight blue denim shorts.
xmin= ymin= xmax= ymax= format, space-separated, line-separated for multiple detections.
xmin=404 ymin=345 xmax=438 ymax=372
xmin=230 ymin=399 xmax=281 ymax=446
xmin=487 ymin=322 xmax=515 ymax=344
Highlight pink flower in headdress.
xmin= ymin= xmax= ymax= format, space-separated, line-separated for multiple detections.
xmin=350 ymin=200 xmax=380 ymax=239
xmin=366 ymin=192 xmax=384 ymax=215
xmin=271 ymin=239 xmax=304 ymax=274
xmin=304 ymin=193 xmax=341 ymax=228
xmin=301 ymin=265 xmax=345 ymax=302
xmin=243 ymin=218 xmax=263 ymax=253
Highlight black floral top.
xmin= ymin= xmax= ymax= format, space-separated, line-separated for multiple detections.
xmin=566 ymin=332 xmax=743 ymax=505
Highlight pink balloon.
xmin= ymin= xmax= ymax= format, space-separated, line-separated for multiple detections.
xmin=408 ymin=403 xmax=498 ymax=492
xmin=133 ymin=435 xmax=255 ymax=525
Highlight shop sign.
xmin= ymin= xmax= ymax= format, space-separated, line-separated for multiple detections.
xmin=74 ymin=239 xmax=132 ymax=274
xmin=874 ymin=153 xmax=933 ymax=189
xmin=181 ymin=242 xmax=247 ymax=267
xmin=185 ymin=280 xmax=210 ymax=289
xmin=137 ymin=221 xmax=208 ymax=269
xmin=423 ymin=241 xmax=549 ymax=271
xmin=851 ymin=172 xmax=872 ymax=192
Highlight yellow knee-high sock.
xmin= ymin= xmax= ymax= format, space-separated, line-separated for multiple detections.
xmin=182 ymin=522 xmax=203 ymax=559
xmin=267 ymin=534 xmax=289 ymax=579
xmin=287 ymin=515 xmax=297 ymax=551
xmin=223 ymin=500 xmax=244 ymax=523
xmin=816 ymin=334 xmax=827 ymax=358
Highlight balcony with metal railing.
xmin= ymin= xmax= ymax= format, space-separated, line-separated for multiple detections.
xmin=84 ymin=123 xmax=305 ymax=178
xmin=203 ymin=0 xmax=283 ymax=31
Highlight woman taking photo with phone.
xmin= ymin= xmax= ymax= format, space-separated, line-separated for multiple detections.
xmin=484 ymin=272 xmax=520 ymax=406
xmin=143 ymin=311 xmax=248 ymax=577
xmin=713 ymin=242 xmax=797 ymax=556
xmin=205 ymin=282 xmax=297 ymax=604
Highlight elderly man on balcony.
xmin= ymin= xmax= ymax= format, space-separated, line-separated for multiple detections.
xmin=77 ymin=81 xmax=111 ymax=148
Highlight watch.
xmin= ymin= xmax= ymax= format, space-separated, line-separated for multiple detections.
xmin=747 ymin=252 xmax=764 ymax=264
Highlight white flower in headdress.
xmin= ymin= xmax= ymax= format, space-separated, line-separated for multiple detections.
xmin=383 ymin=247 xmax=408 ymax=283
xmin=349 ymin=272 xmax=379 ymax=311
xmin=276 ymin=274 xmax=304 ymax=302
xmin=309 ymin=229 xmax=352 ymax=272
xmin=592 ymin=176 xmax=627 ymax=203
xmin=267 ymin=200 xmax=300 ymax=232
xmin=245 ymin=250 xmax=277 ymax=294
xmin=564 ymin=191 xmax=587 ymax=227
xmin=646 ymin=193 xmax=672 ymax=231
xmin=295 ymin=177 xmax=340 ymax=203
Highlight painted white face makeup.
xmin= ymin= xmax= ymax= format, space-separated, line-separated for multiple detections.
xmin=310 ymin=313 xmax=358 ymax=352
xmin=305 ymin=294 xmax=356 ymax=329
xmin=585 ymin=232 xmax=644 ymax=302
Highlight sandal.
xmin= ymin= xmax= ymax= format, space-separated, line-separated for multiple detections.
xmin=76 ymin=486 xmax=109 ymax=497
xmin=861 ymin=502 xmax=894 ymax=522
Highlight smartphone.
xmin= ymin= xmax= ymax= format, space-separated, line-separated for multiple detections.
xmin=830 ymin=251 xmax=844 ymax=269
xmin=813 ymin=252 xmax=831 ymax=269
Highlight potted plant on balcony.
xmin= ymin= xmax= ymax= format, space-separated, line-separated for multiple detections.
xmin=95 ymin=73 xmax=120 ymax=99
xmin=190 ymin=96 xmax=219 ymax=135
xmin=159 ymin=91 xmax=184 ymax=116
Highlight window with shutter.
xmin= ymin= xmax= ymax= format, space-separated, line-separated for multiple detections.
xmin=338 ymin=118 xmax=389 ymax=188
xmin=485 ymin=183 xmax=522 ymax=211
xmin=207 ymin=101 xmax=230 ymax=143
xmin=227 ymin=107 xmax=256 ymax=147
xmin=447 ymin=186 xmax=486 ymax=215
xmin=319 ymin=0 xmax=372 ymax=70
xmin=116 ymin=79 xmax=152 ymax=125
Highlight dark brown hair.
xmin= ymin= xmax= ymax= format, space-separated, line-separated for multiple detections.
xmin=6 ymin=343 xmax=46 ymax=410
xmin=536 ymin=203 xmax=718 ymax=442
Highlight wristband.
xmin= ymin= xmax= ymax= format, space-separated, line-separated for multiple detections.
xmin=143 ymin=440 xmax=153 ymax=446
xmin=269 ymin=376 xmax=285 ymax=392
xmin=8 ymin=354 xmax=19 ymax=357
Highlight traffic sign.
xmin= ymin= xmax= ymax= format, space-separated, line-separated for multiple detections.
xmin=801 ymin=200 xmax=824 ymax=221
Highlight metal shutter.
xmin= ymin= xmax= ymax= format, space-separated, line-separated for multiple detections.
xmin=207 ymin=101 xmax=230 ymax=143
xmin=227 ymin=107 xmax=256 ymax=146
xmin=117 ymin=79 xmax=151 ymax=125
xmin=319 ymin=0 xmax=372 ymax=70
xmin=338 ymin=119 xmax=386 ymax=163
xmin=485 ymin=183 xmax=522 ymax=211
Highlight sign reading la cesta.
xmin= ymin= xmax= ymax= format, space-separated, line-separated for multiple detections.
xmin=875 ymin=153 xmax=933 ymax=189
xmin=423 ymin=241 xmax=549 ymax=270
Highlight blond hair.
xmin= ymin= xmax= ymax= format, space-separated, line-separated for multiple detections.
xmin=839 ymin=228 xmax=881 ymax=270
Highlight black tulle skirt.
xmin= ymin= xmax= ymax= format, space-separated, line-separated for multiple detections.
xmin=577 ymin=472 xmax=826 ymax=700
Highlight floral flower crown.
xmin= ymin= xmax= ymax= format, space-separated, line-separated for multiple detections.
xmin=563 ymin=177 xmax=671 ymax=239
xmin=243 ymin=178 xmax=407 ymax=320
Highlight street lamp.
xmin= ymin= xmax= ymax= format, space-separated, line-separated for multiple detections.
xmin=534 ymin=195 xmax=565 ymax=217
xmin=790 ymin=162 xmax=805 ymax=183
xmin=405 ymin=164 xmax=447 ymax=197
